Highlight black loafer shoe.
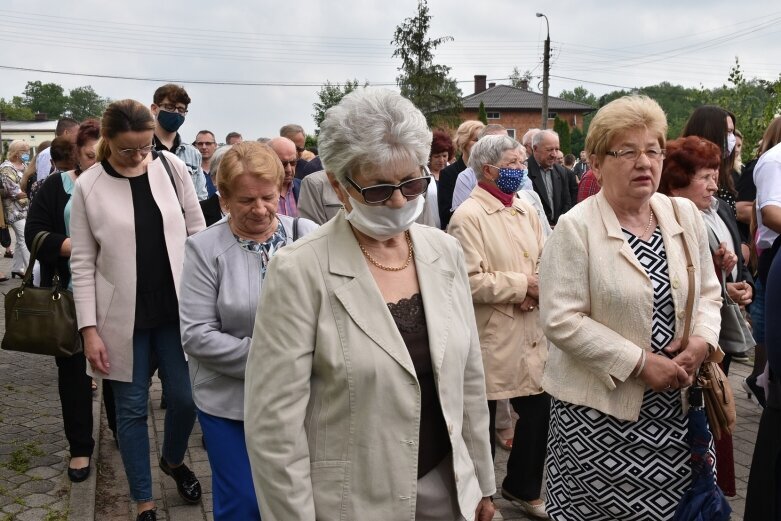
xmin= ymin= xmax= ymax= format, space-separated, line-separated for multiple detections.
xmin=67 ymin=464 xmax=91 ymax=483
xmin=136 ymin=509 xmax=156 ymax=521
xmin=159 ymin=457 xmax=201 ymax=504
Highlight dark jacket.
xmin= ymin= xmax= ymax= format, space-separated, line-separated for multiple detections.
xmin=527 ymin=156 xmax=572 ymax=226
xmin=715 ymin=198 xmax=753 ymax=287
xmin=199 ymin=194 xmax=223 ymax=227
xmin=438 ymin=157 xmax=466 ymax=230
xmin=24 ymin=172 xmax=72 ymax=288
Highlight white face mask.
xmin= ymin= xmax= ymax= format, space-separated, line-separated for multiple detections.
xmin=344 ymin=195 xmax=425 ymax=241
xmin=727 ymin=133 xmax=737 ymax=155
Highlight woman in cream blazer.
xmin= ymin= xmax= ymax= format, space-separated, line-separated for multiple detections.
xmin=539 ymin=96 xmax=722 ymax=521
xmin=244 ymin=88 xmax=495 ymax=521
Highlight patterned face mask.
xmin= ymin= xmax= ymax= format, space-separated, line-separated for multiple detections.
xmin=489 ymin=166 xmax=526 ymax=194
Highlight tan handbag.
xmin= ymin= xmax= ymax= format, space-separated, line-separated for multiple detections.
xmin=672 ymin=200 xmax=736 ymax=440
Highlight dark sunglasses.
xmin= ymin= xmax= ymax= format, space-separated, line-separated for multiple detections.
xmin=345 ymin=171 xmax=431 ymax=205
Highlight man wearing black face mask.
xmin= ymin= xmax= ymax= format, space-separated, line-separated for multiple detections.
xmin=151 ymin=84 xmax=208 ymax=201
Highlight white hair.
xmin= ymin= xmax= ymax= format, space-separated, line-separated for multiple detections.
xmin=209 ymin=145 xmax=231 ymax=183
xmin=532 ymin=129 xmax=559 ymax=148
xmin=522 ymin=128 xmax=540 ymax=146
xmin=468 ymin=135 xmax=523 ymax=180
xmin=318 ymin=87 xmax=431 ymax=185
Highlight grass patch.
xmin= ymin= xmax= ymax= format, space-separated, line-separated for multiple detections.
xmin=42 ymin=508 xmax=69 ymax=521
xmin=1 ymin=442 xmax=44 ymax=473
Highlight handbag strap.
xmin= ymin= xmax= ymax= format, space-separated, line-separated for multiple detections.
xmin=152 ymin=149 xmax=185 ymax=216
xmin=671 ymin=200 xmax=695 ymax=350
xmin=20 ymin=231 xmax=59 ymax=287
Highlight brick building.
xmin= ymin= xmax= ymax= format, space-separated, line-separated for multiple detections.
xmin=460 ymin=75 xmax=594 ymax=140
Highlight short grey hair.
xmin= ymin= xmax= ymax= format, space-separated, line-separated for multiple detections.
xmin=522 ymin=128 xmax=540 ymax=146
xmin=532 ymin=129 xmax=559 ymax=148
xmin=209 ymin=145 xmax=231 ymax=184
xmin=468 ymin=135 xmax=523 ymax=180
xmin=318 ymin=87 xmax=431 ymax=185
xmin=279 ymin=124 xmax=304 ymax=139
xmin=479 ymin=124 xmax=506 ymax=139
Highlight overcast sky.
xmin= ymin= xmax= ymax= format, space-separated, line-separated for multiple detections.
xmin=1 ymin=1 xmax=779 ymax=142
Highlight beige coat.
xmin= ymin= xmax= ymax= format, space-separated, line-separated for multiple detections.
xmin=539 ymin=192 xmax=722 ymax=421
xmin=447 ymin=186 xmax=547 ymax=400
xmin=70 ymin=153 xmax=206 ymax=382
xmin=243 ymin=213 xmax=495 ymax=521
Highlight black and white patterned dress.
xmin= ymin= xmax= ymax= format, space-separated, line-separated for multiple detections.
xmin=546 ymin=228 xmax=691 ymax=521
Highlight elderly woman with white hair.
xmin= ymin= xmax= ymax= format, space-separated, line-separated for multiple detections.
xmin=244 ymin=88 xmax=496 ymax=521
xmin=448 ymin=135 xmax=550 ymax=519
xmin=0 ymin=139 xmax=32 ymax=278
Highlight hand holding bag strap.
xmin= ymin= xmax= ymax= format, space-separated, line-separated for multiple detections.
xmin=671 ymin=200 xmax=695 ymax=349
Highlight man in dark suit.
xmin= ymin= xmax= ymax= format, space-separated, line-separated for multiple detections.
xmin=527 ymin=130 xmax=572 ymax=226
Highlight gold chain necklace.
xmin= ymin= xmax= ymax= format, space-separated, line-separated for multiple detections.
xmin=359 ymin=231 xmax=413 ymax=271
xmin=640 ymin=209 xmax=656 ymax=239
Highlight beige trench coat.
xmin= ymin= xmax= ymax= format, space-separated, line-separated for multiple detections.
xmin=448 ymin=186 xmax=547 ymax=400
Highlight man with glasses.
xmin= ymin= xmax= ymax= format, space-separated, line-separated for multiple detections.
xmin=194 ymin=130 xmax=218 ymax=197
xmin=150 ymin=84 xmax=208 ymax=201
xmin=269 ymin=137 xmax=301 ymax=217
xmin=280 ymin=124 xmax=311 ymax=180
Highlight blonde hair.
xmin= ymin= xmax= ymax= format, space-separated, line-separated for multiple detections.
xmin=585 ymin=95 xmax=667 ymax=160
xmin=217 ymin=141 xmax=284 ymax=198
xmin=454 ymin=120 xmax=485 ymax=154
xmin=7 ymin=140 xmax=30 ymax=162
xmin=96 ymin=99 xmax=156 ymax=161
xmin=759 ymin=117 xmax=781 ymax=156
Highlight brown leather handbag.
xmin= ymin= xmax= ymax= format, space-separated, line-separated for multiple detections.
xmin=1 ymin=231 xmax=82 ymax=357
xmin=673 ymin=200 xmax=736 ymax=440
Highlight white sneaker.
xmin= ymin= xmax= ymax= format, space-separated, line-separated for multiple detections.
xmin=501 ymin=489 xmax=549 ymax=519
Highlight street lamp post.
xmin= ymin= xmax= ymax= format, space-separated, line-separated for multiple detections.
xmin=536 ymin=12 xmax=550 ymax=129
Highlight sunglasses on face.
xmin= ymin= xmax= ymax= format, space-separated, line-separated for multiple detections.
xmin=345 ymin=170 xmax=431 ymax=205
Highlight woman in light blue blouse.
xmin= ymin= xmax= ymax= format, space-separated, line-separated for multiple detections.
xmin=179 ymin=141 xmax=317 ymax=520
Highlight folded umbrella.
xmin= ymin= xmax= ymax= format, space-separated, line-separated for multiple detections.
xmin=673 ymin=385 xmax=732 ymax=521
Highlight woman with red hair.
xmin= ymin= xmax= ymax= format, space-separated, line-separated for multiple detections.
xmin=428 ymin=129 xmax=454 ymax=182
xmin=659 ymin=135 xmax=753 ymax=498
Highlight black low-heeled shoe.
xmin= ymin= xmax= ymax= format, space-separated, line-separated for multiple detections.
xmin=11 ymin=272 xmax=24 ymax=279
xmin=160 ymin=457 xmax=201 ymax=504
xmin=67 ymin=460 xmax=91 ymax=483
xmin=0 ymin=275 xmax=8 ymax=283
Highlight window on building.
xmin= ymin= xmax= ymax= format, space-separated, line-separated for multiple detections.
xmin=506 ymin=129 xmax=516 ymax=138
xmin=486 ymin=112 xmax=500 ymax=119
xmin=547 ymin=112 xmax=558 ymax=120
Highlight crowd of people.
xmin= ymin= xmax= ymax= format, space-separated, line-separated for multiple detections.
xmin=2 ymin=81 xmax=780 ymax=521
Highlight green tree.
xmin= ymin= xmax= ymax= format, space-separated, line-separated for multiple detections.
xmin=66 ymin=86 xmax=109 ymax=120
xmin=312 ymin=79 xmax=366 ymax=130
xmin=0 ymin=97 xmax=35 ymax=120
xmin=477 ymin=101 xmax=488 ymax=124
xmin=570 ymin=127 xmax=585 ymax=155
xmin=392 ymin=0 xmax=462 ymax=126
xmin=509 ymin=66 xmax=534 ymax=90
xmin=559 ymin=86 xmax=598 ymax=146
xmin=22 ymin=81 xmax=68 ymax=118
xmin=553 ymin=117 xmax=571 ymax=154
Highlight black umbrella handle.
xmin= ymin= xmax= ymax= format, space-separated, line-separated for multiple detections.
xmin=688 ymin=385 xmax=704 ymax=409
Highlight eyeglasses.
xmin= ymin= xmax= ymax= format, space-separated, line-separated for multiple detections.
xmin=345 ymin=171 xmax=431 ymax=205
xmin=194 ymin=141 xmax=216 ymax=147
xmin=117 ymin=144 xmax=154 ymax=157
xmin=605 ymin=148 xmax=665 ymax=162
xmin=295 ymin=146 xmax=305 ymax=153
xmin=159 ymin=103 xmax=188 ymax=115
xmin=280 ymin=160 xmax=298 ymax=168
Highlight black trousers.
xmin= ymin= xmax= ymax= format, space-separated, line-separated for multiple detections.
xmin=55 ymin=352 xmax=94 ymax=458
xmin=488 ymin=392 xmax=550 ymax=501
